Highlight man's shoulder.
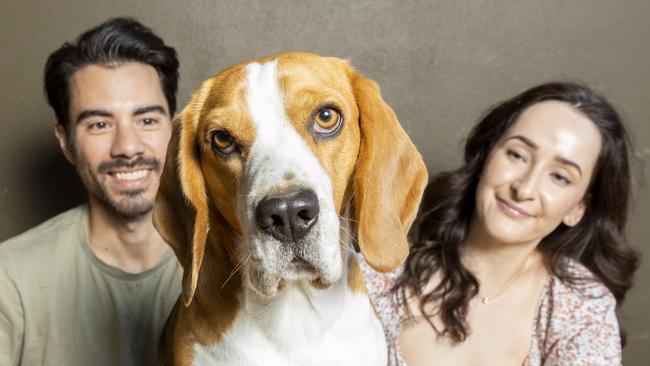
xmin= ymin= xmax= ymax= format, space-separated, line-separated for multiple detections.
xmin=0 ymin=205 xmax=87 ymax=272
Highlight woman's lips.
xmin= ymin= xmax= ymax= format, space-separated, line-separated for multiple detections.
xmin=496 ymin=197 xmax=533 ymax=218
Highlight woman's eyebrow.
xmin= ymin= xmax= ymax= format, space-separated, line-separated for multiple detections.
xmin=506 ymin=135 xmax=582 ymax=177
xmin=506 ymin=135 xmax=537 ymax=149
xmin=555 ymin=156 xmax=583 ymax=177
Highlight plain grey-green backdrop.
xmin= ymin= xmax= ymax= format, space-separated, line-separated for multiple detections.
xmin=1 ymin=0 xmax=648 ymax=363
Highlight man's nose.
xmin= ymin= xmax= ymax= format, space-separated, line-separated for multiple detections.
xmin=111 ymin=123 xmax=144 ymax=158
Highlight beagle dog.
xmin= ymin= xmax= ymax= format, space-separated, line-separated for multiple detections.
xmin=153 ymin=52 xmax=427 ymax=365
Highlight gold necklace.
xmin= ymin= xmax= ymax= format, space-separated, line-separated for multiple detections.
xmin=478 ymin=253 xmax=531 ymax=305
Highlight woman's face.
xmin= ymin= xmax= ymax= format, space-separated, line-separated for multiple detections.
xmin=473 ymin=101 xmax=602 ymax=246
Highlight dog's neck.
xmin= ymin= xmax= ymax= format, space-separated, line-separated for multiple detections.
xmin=182 ymin=207 xmax=386 ymax=365
xmin=189 ymin=218 xmax=368 ymax=340
xmin=239 ymin=251 xmax=358 ymax=346
xmin=192 ymin=251 xmax=386 ymax=366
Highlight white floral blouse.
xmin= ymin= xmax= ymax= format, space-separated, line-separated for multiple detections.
xmin=360 ymin=258 xmax=621 ymax=366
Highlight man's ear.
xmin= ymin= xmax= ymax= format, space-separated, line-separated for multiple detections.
xmin=54 ymin=123 xmax=75 ymax=165
xmin=563 ymin=201 xmax=587 ymax=227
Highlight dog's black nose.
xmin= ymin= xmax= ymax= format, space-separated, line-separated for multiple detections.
xmin=256 ymin=189 xmax=319 ymax=242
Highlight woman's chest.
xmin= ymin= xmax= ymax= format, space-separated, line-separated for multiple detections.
xmin=399 ymin=313 xmax=532 ymax=365
xmin=398 ymin=286 xmax=541 ymax=366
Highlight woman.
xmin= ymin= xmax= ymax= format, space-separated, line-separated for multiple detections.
xmin=364 ymin=82 xmax=640 ymax=365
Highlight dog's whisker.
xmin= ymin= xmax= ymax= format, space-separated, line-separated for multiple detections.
xmin=341 ymin=237 xmax=360 ymax=251
xmin=230 ymin=175 xmax=239 ymax=186
xmin=338 ymin=226 xmax=360 ymax=246
xmin=337 ymin=215 xmax=360 ymax=224
xmin=339 ymin=240 xmax=357 ymax=255
xmin=340 ymin=237 xmax=356 ymax=249
xmin=221 ymin=253 xmax=252 ymax=290
xmin=338 ymin=225 xmax=355 ymax=236
xmin=337 ymin=232 xmax=357 ymax=253
xmin=221 ymin=264 xmax=246 ymax=290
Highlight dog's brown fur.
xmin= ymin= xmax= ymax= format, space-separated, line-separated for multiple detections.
xmin=153 ymin=52 xmax=427 ymax=365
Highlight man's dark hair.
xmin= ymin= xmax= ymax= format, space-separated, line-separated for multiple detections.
xmin=44 ymin=17 xmax=179 ymax=133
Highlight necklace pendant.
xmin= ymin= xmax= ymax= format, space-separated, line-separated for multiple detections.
xmin=481 ymin=297 xmax=489 ymax=304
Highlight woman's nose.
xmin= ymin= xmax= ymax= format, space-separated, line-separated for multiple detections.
xmin=511 ymin=170 xmax=539 ymax=201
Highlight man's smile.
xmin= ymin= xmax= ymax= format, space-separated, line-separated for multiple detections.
xmin=108 ymin=168 xmax=154 ymax=188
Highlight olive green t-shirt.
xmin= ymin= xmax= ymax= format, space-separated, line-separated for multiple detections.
xmin=0 ymin=205 xmax=182 ymax=366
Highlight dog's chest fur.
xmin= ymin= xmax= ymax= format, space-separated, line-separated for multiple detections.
xmin=191 ymin=254 xmax=387 ymax=366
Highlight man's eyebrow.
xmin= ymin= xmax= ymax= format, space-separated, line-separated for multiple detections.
xmin=133 ymin=105 xmax=167 ymax=116
xmin=75 ymin=105 xmax=167 ymax=124
xmin=75 ymin=109 xmax=112 ymax=124
xmin=505 ymin=135 xmax=583 ymax=176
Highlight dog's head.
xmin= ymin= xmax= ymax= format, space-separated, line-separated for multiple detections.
xmin=154 ymin=52 xmax=427 ymax=306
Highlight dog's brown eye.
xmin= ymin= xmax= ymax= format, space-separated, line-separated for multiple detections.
xmin=212 ymin=130 xmax=236 ymax=154
xmin=313 ymin=107 xmax=342 ymax=135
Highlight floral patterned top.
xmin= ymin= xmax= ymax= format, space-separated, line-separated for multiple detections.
xmin=360 ymin=257 xmax=622 ymax=366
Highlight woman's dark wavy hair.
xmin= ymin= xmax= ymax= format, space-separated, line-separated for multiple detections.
xmin=396 ymin=81 xmax=640 ymax=344
xmin=44 ymin=17 xmax=179 ymax=134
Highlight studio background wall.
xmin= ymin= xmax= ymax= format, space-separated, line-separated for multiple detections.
xmin=1 ymin=0 xmax=648 ymax=363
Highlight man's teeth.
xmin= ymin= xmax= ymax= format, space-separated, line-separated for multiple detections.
xmin=114 ymin=170 xmax=149 ymax=181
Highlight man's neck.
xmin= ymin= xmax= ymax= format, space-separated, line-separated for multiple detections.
xmin=85 ymin=198 xmax=170 ymax=274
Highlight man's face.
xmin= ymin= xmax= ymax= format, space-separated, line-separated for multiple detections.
xmin=55 ymin=62 xmax=172 ymax=219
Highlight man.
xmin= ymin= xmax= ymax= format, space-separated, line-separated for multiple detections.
xmin=0 ymin=18 xmax=182 ymax=366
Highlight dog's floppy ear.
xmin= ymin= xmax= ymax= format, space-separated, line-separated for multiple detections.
xmin=351 ymin=73 xmax=428 ymax=273
xmin=154 ymin=79 xmax=215 ymax=306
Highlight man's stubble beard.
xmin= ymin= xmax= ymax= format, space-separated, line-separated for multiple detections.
xmin=74 ymin=152 xmax=161 ymax=220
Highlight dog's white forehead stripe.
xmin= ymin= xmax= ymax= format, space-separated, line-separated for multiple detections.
xmin=243 ymin=59 xmax=334 ymax=200
xmin=242 ymin=60 xmax=341 ymax=289
xmin=243 ymin=60 xmax=327 ymax=180
xmin=245 ymin=61 xmax=286 ymax=144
